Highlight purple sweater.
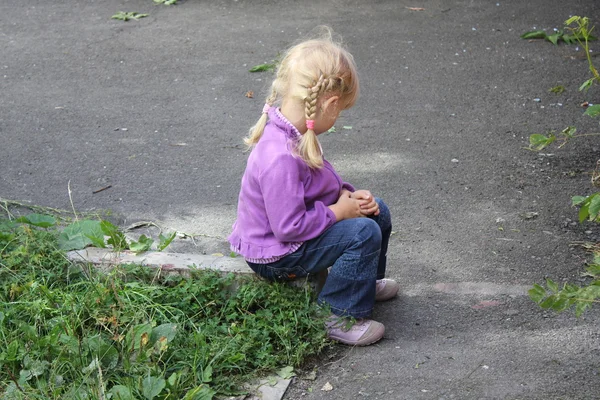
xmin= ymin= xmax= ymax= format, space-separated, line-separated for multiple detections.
xmin=228 ymin=107 xmax=355 ymax=260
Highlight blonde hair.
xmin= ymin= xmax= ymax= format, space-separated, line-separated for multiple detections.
xmin=244 ymin=27 xmax=360 ymax=169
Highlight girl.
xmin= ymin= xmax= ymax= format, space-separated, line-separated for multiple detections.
xmin=228 ymin=28 xmax=398 ymax=346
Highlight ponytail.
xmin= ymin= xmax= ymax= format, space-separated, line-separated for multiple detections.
xmin=244 ymin=112 xmax=268 ymax=147
xmin=296 ymin=129 xmax=323 ymax=169
xmin=244 ymin=87 xmax=277 ymax=147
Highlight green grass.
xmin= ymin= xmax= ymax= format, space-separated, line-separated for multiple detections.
xmin=0 ymin=218 xmax=329 ymax=399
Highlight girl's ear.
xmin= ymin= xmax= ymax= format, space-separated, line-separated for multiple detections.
xmin=321 ymin=95 xmax=340 ymax=114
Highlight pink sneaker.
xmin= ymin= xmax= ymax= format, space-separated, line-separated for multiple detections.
xmin=375 ymin=279 xmax=399 ymax=302
xmin=326 ymin=316 xmax=385 ymax=346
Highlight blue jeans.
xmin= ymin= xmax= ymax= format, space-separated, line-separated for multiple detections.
xmin=247 ymin=198 xmax=391 ymax=318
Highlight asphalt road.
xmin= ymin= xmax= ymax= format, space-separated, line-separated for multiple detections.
xmin=2 ymin=1 xmax=600 ymax=399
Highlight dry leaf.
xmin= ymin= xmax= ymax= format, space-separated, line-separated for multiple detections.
xmin=406 ymin=7 xmax=425 ymax=11
xmin=245 ymin=91 xmax=254 ymax=98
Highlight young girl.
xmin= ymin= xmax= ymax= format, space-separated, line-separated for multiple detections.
xmin=228 ymin=29 xmax=398 ymax=346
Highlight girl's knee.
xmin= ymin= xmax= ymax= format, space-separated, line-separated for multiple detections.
xmin=354 ymin=218 xmax=382 ymax=247
xmin=374 ymin=198 xmax=392 ymax=230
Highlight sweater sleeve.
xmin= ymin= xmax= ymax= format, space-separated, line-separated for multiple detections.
xmin=259 ymin=154 xmax=337 ymax=242
xmin=342 ymin=181 xmax=355 ymax=192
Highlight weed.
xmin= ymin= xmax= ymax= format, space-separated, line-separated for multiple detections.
xmin=249 ymin=63 xmax=277 ymax=73
xmin=0 ymin=217 xmax=328 ymax=398
xmin=112 ymin=11 xmax=149 ymax=21
xmin=524 ymin=16 xmax=600 ymax=316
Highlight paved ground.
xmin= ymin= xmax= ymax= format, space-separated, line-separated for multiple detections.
xmin=2 ymin=0 xmax=600 ymax=399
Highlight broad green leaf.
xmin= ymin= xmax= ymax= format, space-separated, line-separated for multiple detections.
xmin=182 ymin=384 xmax=216 ymax=400
xmin=110 ymin=385 xmax=135 ymax=400
xmin=86 ymin=232 xmax=107 ymax=248
xmin=6 ymin=340 xmax=19 ymax=361
xmin=520 ymin=30 xmax=547 ymax=40
xmin=579 ymin=78 xmax=594 ymax=92
xmin=126 ymin=323 xmax=153 ymax=351
xmin=58 ymin=220 xmax=103 ymax=251
xmin=16 ymin=214 xmax=56 ymax=228
xmin=249 ymin=63 xmax=276 ymax=72
xmin=142 ymin=376 xmax=166 ymax=400
xmin=529 ymin=133 xmax=555 ymax=151
xmin=130 ymin=234 xmax=154 ymax=253
xmin=167 ymin=372 xmax=179 ymax=387
xmin=157 ymin=232 xmax=176 ymax=251
xmin=584 ymin=104 xmax=600 ymax=117
xmin=101 ymin=220 xmax=127 ymax=250
xmin=539 ymin=294 xmax=557 ymax=309
xmin=551 ymin=297 xmax=571 ymax=312
xmin=529 ymin=284 xmax=546 ymax=303
xmin=59 ymin=334 xmax=80 ymax=354
xmin=546 ymin=33 xmax=560 ymax=45
xmin=579 ymin=202 xmax=590 ymax=223
xmin=572 ymin=195 xmax=586 ymax=206
xmin=546 ymin=279 xmax=559 ymax=293
xmin=151 ymin=323 xmax=178 ymax=344
xmin=588 ymin=194 xmax=600 ymax=219
xmin=202 ymin=365 xmax=213 ymax=383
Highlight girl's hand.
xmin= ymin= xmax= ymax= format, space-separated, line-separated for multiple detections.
xmin=351 ymin=190 xmax=380 ymax=216
xmin=328 ymin=190 xmax=364 ymax=221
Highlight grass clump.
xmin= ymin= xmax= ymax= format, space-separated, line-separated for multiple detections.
xmin=0 ymin=217 xmax=328 ymax=399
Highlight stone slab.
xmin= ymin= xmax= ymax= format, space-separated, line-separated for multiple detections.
xmin=67 ymin=247 xmax=252 ymax=275
xmin=67 ymin=247 xmax=327 ymax=293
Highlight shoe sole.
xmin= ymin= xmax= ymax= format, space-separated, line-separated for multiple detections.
xmin=329 ymin=324 xmax=385 ymax=346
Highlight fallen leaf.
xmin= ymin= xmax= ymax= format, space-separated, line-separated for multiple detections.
xmin=406 ymin=7 xmax=425 ymax=11
xmin=581 ymin=101 xmax=590 ymax=108
xmin=245 ymin=91 xmax=254 ymax=98
xmin=321 ymin=382 xmax=333 ymax=392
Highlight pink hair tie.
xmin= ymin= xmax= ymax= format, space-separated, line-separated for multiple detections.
xmin=306 ymin=120 xmax=315 ymax=130
xmin=262 ymin=103 xmax=271 ymax=114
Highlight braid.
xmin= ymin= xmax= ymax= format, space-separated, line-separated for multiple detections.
xmin=304 ymin=74 xmax=326 ymax=121
xmin=296 ymin=74 xmax=331 ymax=169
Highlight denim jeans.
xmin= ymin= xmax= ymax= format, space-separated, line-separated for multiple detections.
xmin=247 ymin=198 xmax=392 ymax=318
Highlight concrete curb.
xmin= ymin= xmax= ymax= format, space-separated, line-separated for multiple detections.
xmin=66 ymin=247 xmax=253 ymax=275
xmin=66 ymin=247 xmax=328 ymax=293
